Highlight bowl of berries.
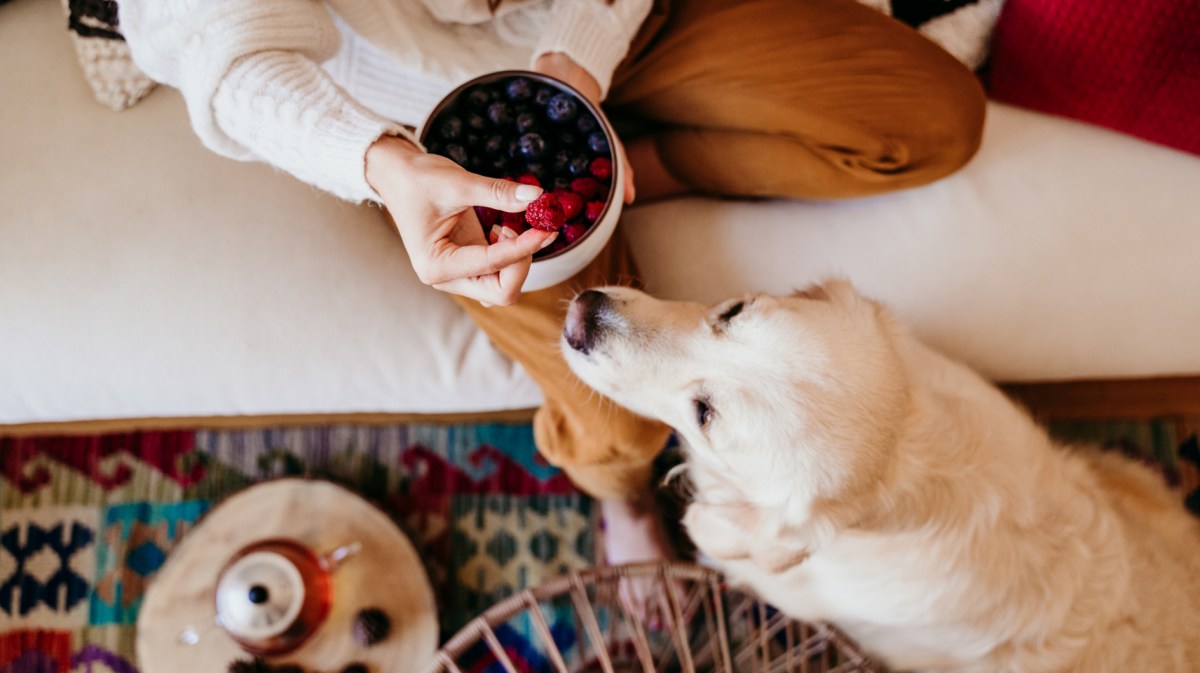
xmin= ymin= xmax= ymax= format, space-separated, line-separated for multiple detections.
xmin=419 ymin=71 xmax=623 ymax=293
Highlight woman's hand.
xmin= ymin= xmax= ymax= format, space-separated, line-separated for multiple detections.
xmin=366 ymin=136 xmax=557 ymax=307
xmin=533 ymin=53 xmax=636 ymax=204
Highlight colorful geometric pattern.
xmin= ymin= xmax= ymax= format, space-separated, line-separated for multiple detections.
xmin=0 ymin=508 xmax=98 ymax=630
xmin=0 ymin=422 xmax=598 ymax=671
xmin=0 ymin=418 xmax=1196 ymax=672
xmin=90 ymin=501 xmax=209 ymax=626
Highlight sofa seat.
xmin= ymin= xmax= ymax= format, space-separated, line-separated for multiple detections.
xmin=2 ymin=0 xmax=1198 ymax=426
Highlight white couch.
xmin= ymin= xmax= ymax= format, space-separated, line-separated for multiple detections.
xmin=3 ymin=0 xmax=1199 ymax=427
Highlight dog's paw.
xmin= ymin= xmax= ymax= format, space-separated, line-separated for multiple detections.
xmin=683 ymin=502 xmax=753 ymax=561
xmin=685 ymin=501 xmax=816 ymax=573
xmin=750 ymin=544 xmax=810 ymax=573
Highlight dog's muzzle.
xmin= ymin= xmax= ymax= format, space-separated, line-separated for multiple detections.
xmin=564 ymin=289 xmax=611 ymax=355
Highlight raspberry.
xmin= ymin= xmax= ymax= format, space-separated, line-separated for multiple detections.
xmin=515 ymin=173 xmax=540 ymax=187
xmin=542 ymin=237 xmax=569 ymax=255
xmin=563 ymin=222 xmax=588 ymax=244
xmin=589 ymin=157 xmax=612 ymax=181
xmin=500 ymin=218 xmax=526 ymax=236
xmin=570 ymin=177 xmax=603 ymax=200
xmin=500 ymin=211 xmax=525 ymax=229
xmin=474 ymin=206 xmax=500 ymax=227
xmin=524 ymin=194 xmax=565 ymax=231
xmin=553 ymin=190 xmax=584 ymax=220
xmin=585 ymin=201 xmax=605 ymax=222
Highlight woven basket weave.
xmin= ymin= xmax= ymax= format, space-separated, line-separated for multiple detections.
xmin=424 ymin=563 xmax=884 ymax=673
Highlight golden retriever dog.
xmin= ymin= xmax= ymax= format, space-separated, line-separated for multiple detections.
xmin=561 ymin=280 xmax=1200 ymax=673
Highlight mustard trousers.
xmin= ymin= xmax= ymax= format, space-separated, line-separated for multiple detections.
xmin=456 ymin=0 xmax=986 ymax=501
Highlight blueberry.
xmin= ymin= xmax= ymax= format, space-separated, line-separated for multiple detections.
xmin=438 ymin=116 xmax=463 ymax=141
xmin=487 ymin=102 xmax=513 ymax=127
xmin=567 ymin=155 xmax=591 ymax=176
xmin=483 ymin=135 xmax=505 ymax=156
xmin=534 ymin=87 xmax=555 ymax=106
xmin=505 ymin=77 xmax=533 ymax=102
xmin=515 ymin=111 xmax=538 ymax=134
xmin=517 ymin=132 xmax=547 ymax=160
xmin=587 ymin=131 xmax=610 ymax=155
xmin=546 ymin=93 xmax=578 ymax=123
xmin=524 ymin=162 xmax=547 ymax=180
xmin=552 ymin=150 xmax=572 ymax=173
xmin=507 ymin=138 xmax=521 ymax=159
xmin=466 ymin=113 xmax=487 ymax=131
xmin=445 ymin=144 xmax=468 ymax=166
xmin=465 ymin=132 xmax=481 ymax=148
xmin=577 ymin=115 xmax=598 ymax=134
xmin=488 ymin=156 xmax=510 ymax=175
xmin=557 ymin=132 xmax=578 ymax=149
xmin=468 ymin=155 xmax=485 ymax=171
xmin=553 ymin=176 xmax=572 ymax=191
xmin=466 ymin=88 xmax=493 ymax=110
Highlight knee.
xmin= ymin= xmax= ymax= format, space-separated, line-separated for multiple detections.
xmin=917 ymin=68 xmax=988 ymax=182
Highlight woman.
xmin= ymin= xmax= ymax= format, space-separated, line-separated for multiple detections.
xmin=120 ymin=0 xmax=985 ymax=566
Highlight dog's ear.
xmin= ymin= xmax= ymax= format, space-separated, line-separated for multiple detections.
xmin=793 ymin=278 xmax=862 ymax=303
xmin=792 ymin=282 xmax=832 ymax=302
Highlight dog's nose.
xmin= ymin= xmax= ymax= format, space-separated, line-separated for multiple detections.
xmin=564 ymin=289 xmax=610 ymax=354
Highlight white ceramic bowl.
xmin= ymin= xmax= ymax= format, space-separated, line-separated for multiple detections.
xmin=418 ymin=71 xmax=623 ymax=293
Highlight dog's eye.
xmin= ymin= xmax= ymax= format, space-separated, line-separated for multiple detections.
xmin=694 ymin=397 xmax=714 ymax=428
xmin=717 ymin=301 xmax=745 ymax=322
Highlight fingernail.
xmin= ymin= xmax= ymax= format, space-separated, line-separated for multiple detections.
xmin=515 ymin=184 xmax=542 ymax=202
xmin=538 ymin=232 xmax=559 ymax=250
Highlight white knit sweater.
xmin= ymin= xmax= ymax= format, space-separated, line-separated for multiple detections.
xmin=119 ymin=0 xmax=651 ymax=203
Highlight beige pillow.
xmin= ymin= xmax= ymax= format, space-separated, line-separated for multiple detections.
xmin=61 ymin=0 xmax=156 ymax=110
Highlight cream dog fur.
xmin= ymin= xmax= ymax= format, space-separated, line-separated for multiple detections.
xmin=561 ymin=280 xmax=1200 ymax=673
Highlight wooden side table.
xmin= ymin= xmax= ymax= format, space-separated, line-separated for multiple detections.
xmin=138 ymin=479 xmax=437 ymax=673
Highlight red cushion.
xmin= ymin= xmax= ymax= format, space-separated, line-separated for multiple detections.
xmin=987 ymin=0 xmax=1200 ymax=156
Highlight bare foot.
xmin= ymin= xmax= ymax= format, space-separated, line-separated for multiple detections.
xmin=601 ymin=495 xmax=677 ymax=566
xmin=601 ymin=495 xmax=679 ymax=625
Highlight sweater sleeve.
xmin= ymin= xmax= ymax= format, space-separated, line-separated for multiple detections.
xmin=532 ymin=0 xmax=654 ymax=98
xmin=119 ymin=0 xmax=413 ymax=203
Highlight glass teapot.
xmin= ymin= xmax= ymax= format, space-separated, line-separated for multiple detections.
xmin=180 ymin=537 xmax=359 ymax=656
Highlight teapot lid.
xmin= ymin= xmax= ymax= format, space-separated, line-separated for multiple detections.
xmin=215 ymin=551 xmax=306 ymax=641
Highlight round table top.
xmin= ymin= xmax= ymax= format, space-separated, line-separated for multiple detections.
xmin=138 ymin=479 xmax=438 ymax=673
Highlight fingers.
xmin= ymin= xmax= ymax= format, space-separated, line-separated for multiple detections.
xmin=457 ymin=172 xmax=543 ymax=213
xmin=417 ymin=228 xmax=555 ymax=284
xmin=446 ymin=229 xmax=556 ymax=282
xmin=496 ymin=248 xmax=533 ymax=302
xmin=433 ymin=257 xmax=530 ymax=307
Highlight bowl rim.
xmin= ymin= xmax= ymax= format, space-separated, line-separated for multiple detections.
xmin=417 ymin=69 xmax=620 ymax=263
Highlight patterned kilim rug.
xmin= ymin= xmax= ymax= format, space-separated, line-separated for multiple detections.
xmin=0 ymin=417 xmax=1197 ymax=673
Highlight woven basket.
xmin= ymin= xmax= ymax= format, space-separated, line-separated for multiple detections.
xmin=424 ymin=563 xmax=885 ymax=673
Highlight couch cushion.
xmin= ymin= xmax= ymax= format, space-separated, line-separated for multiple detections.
xmin=3 ymin=0 xmax=1199 ymax=425
xmin=624 ymin=102 xmax=1200 ymax=382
